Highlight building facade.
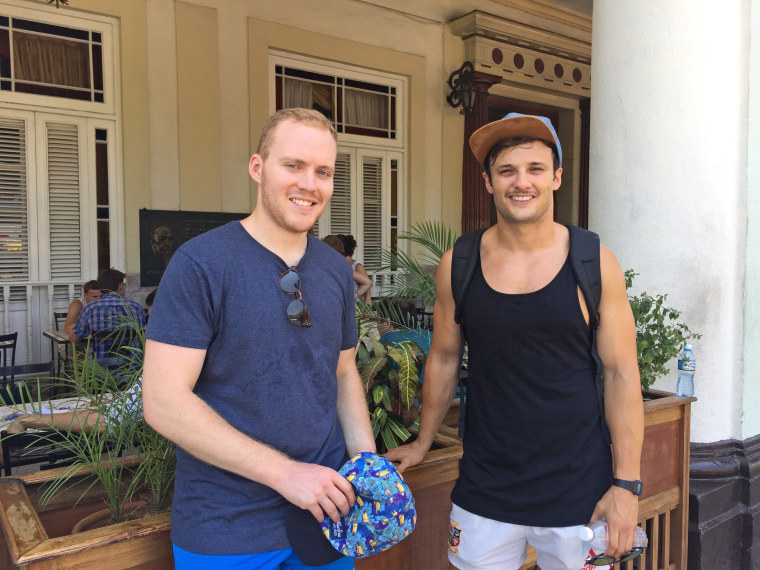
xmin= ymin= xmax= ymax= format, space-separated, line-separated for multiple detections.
xmin=0 ymin=0 xmax=756 ymax=566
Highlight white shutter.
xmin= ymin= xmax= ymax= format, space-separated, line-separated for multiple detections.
xmin=361 ymin=156 xmax=383 ymax=269
xmin=330 ymin=152 xmax=352 ymax=235
xmin=46 ymin=123 xmax=81 ymax=280
xmin=0 ymin=118 xmax=30 ymax=280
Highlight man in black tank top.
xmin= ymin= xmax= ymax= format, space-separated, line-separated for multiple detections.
xmin=386 ymin=114 xmax=645 ymax=569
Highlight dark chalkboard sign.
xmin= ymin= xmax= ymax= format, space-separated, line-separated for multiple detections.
xmin=139 ymin=209 xmax=248 ymax=286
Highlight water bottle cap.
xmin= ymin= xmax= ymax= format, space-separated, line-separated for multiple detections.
xmin=578 ymin=526 xmax=594 ymax=542
xmin=685 ymin=344 xmax=692 ymax=350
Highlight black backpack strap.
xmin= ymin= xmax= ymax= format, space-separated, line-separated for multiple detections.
xmin=452 ymin=228 xmax=487 ymax=326
xmin=568 ymin=225 xmax=611 ymax=445
xmin=450 ymin=228 xmax=486 ymax=438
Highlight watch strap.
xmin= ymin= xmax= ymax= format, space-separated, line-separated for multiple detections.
xmin=611 ymin=478 xmax=643 ymax=496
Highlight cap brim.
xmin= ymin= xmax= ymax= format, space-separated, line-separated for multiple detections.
xmin=286 ymin=504 xmax=346 ymax=567
xmin=469 ymin=114 xmax=558 ymax=166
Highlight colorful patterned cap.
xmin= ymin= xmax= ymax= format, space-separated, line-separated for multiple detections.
xmin=320 ymin=452 xmax=416 ymax=558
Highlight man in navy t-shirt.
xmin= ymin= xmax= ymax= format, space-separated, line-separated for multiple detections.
xmin=143 ymin=108 xmax=376 ymax=569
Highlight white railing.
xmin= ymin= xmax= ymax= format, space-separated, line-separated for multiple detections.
xmin=369 ymin=270 xmax=403 ymax=300
xmin=0 ymin=280 xmax=83 ymax=363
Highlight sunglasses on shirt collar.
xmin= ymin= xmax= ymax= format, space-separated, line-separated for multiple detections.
xmin=279 ymin=267 xmax=311 ymax=327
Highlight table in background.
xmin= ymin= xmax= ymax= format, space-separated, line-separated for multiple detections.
xmin=42 ymin=330 xmax=70 ymax=377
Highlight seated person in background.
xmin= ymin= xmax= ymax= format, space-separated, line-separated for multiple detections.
xmin=63 ymin=280 xmax=102 ymax=338
xmin=5 ymin=382 xmax=142 ymax=435
xmin=338 ymin=234 xmax=372 ymax=304
xmin=70 ymin=268 xmax=146 ymax=359
xmin=322 ymin=234 xmax=372 ymax=301
xmin=145 ymin=288 xmax=157 ymax=318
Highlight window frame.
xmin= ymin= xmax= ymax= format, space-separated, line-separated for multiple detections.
xmin=0 ymin=1 xmax=118 ymax=115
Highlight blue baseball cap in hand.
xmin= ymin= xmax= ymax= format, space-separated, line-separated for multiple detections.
xmin=323 ymin=452 xmax=416 ymax=558
xmin=286 ymin=452 xmax=416 ymax=565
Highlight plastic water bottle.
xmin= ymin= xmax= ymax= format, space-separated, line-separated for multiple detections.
xmin=578 ymin=520 xmax=649 ymax=551
xmin=676 ymin=344 xmax=696 ymax=397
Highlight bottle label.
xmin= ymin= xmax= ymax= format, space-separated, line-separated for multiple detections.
xmin=678 ymin=359 xmax=695 ymax=371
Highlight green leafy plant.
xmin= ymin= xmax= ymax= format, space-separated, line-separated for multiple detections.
xmin=355 ymin=312 xmax=430 ymax=453
xmin=378 ymin=221 xmax=458 ymax=307
xmin=1 ymin=309 xmax=175 ymax=526
xmin=626 ymin=270 xmax=701 ymax=391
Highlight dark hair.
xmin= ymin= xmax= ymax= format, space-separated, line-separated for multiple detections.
xmin=339 ymin=234 xmax=357 ymax=257
xmin=322 ymin=235 xmax=345 ymax=255
xmin=145 ymin=288 xmax=157 ymax=307
xmin=484 ymin=135 xmax=560 ymax=184
xmin=83 ymin=280 xmax=101 ymax=293
xmin=98 ymin=268 xmax=126 ymax=293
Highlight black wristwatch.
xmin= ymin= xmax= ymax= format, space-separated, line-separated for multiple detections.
xmin=611 ymin=478 xmax=643 ymax=496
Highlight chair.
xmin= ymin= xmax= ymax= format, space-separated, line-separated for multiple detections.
xmin=90 ymin=329 xmax=143 ymax=388
xmin=53 ymin=312 xmax=70 ymax=377
xmin=0 ymin=332 xmax=18 ymax=385
xmin=0 ymin=362 xmax=56 ymax=405
xmin=1 ymin=428 xmax=78 ymax=476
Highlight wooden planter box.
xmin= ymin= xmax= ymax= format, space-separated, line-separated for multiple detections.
xmin=355 ymin=436 xmax=463 ymax=570
xmin=0 ymin=463 xmax=172 ymax=569
xmin=0 ymin=439 xmax=462 ymax=570
xmin=444 ymin=390 xmax=695 ymax=570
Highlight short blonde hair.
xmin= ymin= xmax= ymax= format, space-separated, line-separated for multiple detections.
xmin=256 ymin=108 xmax=337 ymax=159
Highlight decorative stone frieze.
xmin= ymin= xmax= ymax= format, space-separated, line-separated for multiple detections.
xmin=449 ymin=10 xmax=591 ymax=96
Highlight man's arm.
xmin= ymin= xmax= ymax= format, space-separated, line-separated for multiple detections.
xmin=142 ymin=339 xmax=356 ymax=523
xmin=6 ymin=409 xmax=103 ymax=434
xmin=384 ymin=250 xmax=462 ymax=472
xmin=353 ymin=269 xmax=372 ymax=301
xmin=63 ymin=299 xmax=83 ymax=339
xmin=355 ymin=263 xmax=373 ymax=304
xmin=68 ymin=302 xmax=88 ymax=343
xmin=589 ymin=246 xmax=645 ymax=559
xmin=335 ymin=347 xmax=376 ymax=457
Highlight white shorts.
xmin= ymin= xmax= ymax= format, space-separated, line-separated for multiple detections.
xmin=448 ymin=503 xmax=610 ymax=570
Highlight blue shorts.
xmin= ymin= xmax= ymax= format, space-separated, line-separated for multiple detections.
xmin=173 ymin=545 xmax=354 ymax=570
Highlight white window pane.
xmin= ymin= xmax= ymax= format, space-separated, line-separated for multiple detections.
xmin=0 ymin=117 xmax=29 ymax=280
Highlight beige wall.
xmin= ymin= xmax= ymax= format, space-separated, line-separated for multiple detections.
xmin=41 ymin=0 xmax=584 ymax=279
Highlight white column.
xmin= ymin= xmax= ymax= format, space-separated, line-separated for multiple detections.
xmin=742 ymin=3 xmax=760 ymax=441
xmin=589 ymin=0 xmax=750 ymax=442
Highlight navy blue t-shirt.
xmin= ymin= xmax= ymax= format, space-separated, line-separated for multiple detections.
xmin=145 ymin=222 xmax=357 ymax=555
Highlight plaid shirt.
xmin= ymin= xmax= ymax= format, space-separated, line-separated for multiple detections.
xmin=73 ymin=293 xmax=146 ymax=359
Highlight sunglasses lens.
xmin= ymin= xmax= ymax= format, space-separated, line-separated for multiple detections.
xmin=620 ymin=548 xmax=645 ymax=562
xmin=587 ymin=547 xmax=644 ymax=566
xmin=279 ymin=269 xmax=300 ymax=293
xmin=287 ymin=299 xmax=311 ymax=327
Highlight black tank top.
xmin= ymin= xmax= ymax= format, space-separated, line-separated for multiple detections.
xmin=451 ymin=253 xmax=612 ymax=527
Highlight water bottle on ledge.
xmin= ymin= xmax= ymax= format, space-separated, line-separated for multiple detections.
xmin=676 ymin=344 xmax=696 ymax=397
xmin=578 ymin=520 xmax=649 ymax=551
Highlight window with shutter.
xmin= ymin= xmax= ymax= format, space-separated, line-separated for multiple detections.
xmin=0 ymin=117 xmax=28 ymax=281
xmin=329 ymin=151 xmax=352 ymax=235
xmin=46 ymin=122 xmax=81 ymax=280
xmin=271 ymin=52 xmax=406 ymax=279
xmin=361 ymin=156 xmax=382 ymax=269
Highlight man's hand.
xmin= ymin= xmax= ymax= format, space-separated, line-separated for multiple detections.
xmin=588 ymin=486 xmax=640 ymax=559
xmin=5 ymin=416 xmax=27 ymax=434
xmin=273 ymin=461 xmax=356 ymax=523
xmin=383 ymin=441 xmax=427 ymax=474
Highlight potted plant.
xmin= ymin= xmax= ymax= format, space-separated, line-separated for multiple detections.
xmin=625 ymin=269 xmax=701 ymax=391
xmin=0 ymin=314 xmax=175 ymax=568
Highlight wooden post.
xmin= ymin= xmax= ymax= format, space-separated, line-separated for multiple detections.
xmin=461 ymin=72 xmax=501 ymax=234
